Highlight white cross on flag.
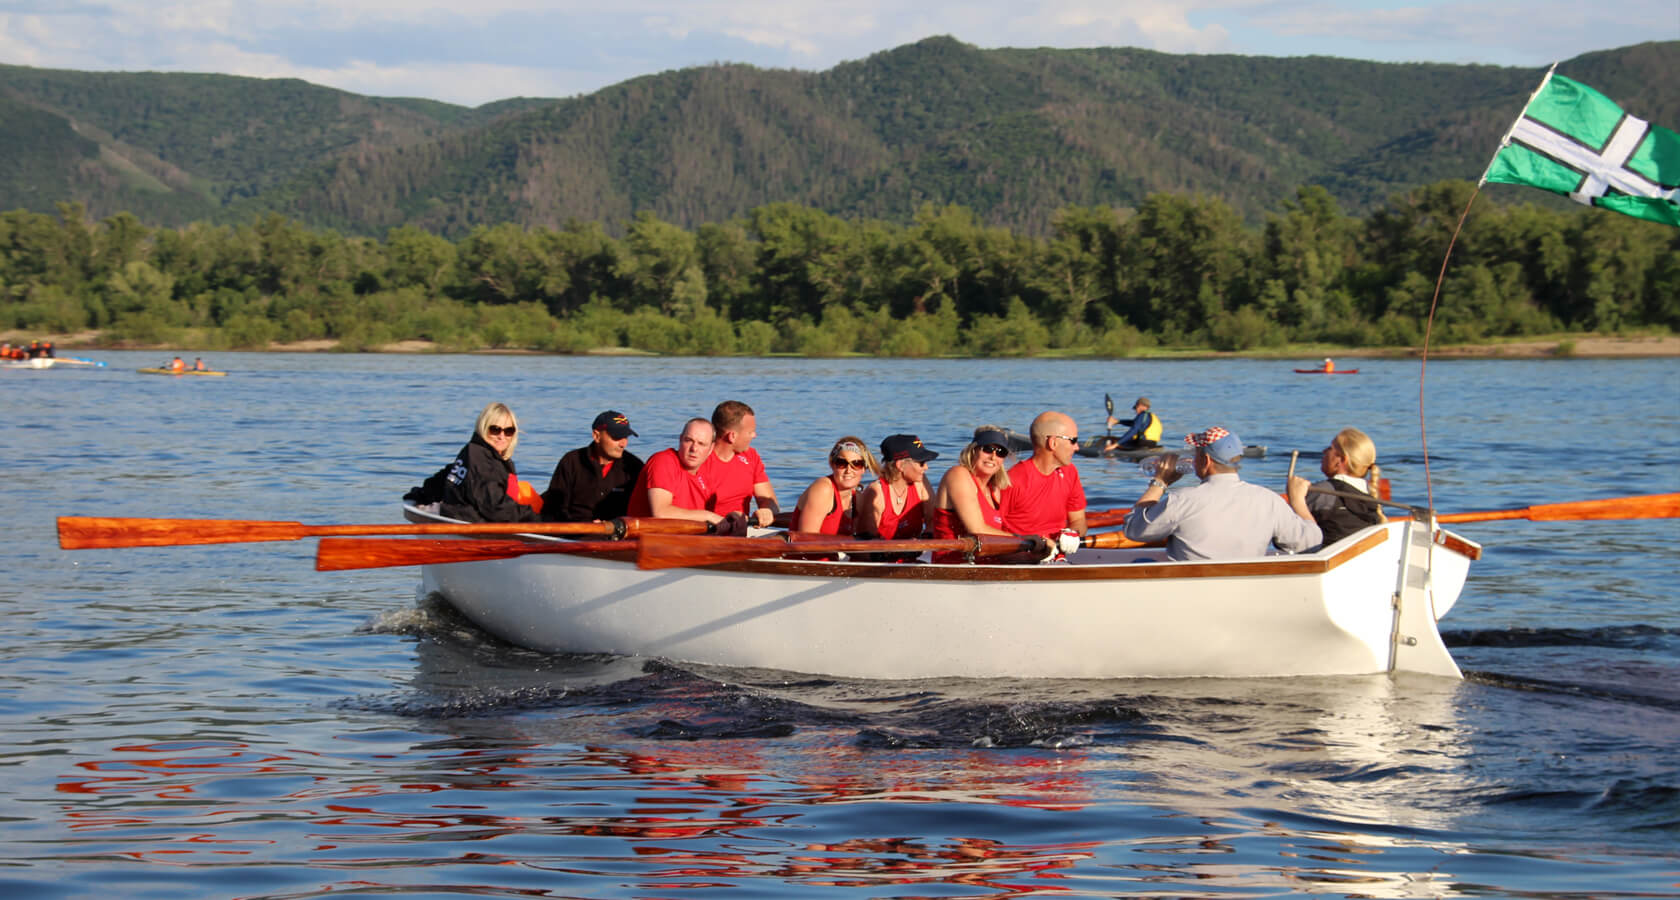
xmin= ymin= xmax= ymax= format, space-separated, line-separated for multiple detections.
xmin=1482 ymin=72 xmax=1679 ymax=228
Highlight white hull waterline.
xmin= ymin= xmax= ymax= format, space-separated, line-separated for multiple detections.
xmin=404 ymin=506 xmax=1479 ymax=680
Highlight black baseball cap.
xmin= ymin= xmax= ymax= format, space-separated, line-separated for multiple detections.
xmin=880 ymin=434 xmax=938 ymax=463
xmin=591 ymin=410 xmax=637 ymax=439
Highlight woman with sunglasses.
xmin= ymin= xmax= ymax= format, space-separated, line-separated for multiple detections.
xmin=928 ymin=426 xmax=1016 ymax=563
xmin=405 ymin=402 xmax=540 ymax=523
xmin=792 ymin=437 xmax=880 ymax=535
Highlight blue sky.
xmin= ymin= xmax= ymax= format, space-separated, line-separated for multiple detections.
xmin=1 ymin=1 xmax=1674 ymax=106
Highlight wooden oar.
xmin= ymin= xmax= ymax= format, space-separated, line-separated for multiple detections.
xmin=1086 ymin=507 xmax=1131 ymax=529
xmin=58 ymin=515 xmax=710 ymax=549
xmin=636 ymin=532 xmax=1044 ymax=570
xmin=1433 ymin=492 xmax=1680 ymax=524
xmin=315 ymin=538 xmax=629 ymax=571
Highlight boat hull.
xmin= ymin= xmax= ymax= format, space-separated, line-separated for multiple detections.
xmin=406 ymin=508 xmax=1476 ymax=680
xmin=136 ymin=368 xmax=227 ymax=376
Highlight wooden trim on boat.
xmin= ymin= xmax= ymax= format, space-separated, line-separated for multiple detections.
xmin=1434 ymin=529 xmax=1482 ymax=560
xmin=699 ymin=527 xmax=1392 ymax=581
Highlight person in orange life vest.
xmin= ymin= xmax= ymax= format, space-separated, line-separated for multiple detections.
xmin=856 ymin=434 xmax=939 ymax=541
xmin=792 ymin=437 xmax=878 ymax=535
xmin=404 ymin=401 xmax=539 ymax=523
xmin=1001 ymin=411 xmax=1088 ymax=553
xmin=702 ymin=399 xmax=780 ymax=528
xmin=169 ymin=356 xmax=185 ymax=373
xmin=41 ymin=340 xmax=53 ymax=358
xmin=193 ymin=357 xmax=206 ymax=371
xmin=1323 ymin=358 xmax=1335 ymax=373
xmin=627 ymin=418 xmax=727 ymax=528
xmin=541 ymin=410 xmax=645 ymax=522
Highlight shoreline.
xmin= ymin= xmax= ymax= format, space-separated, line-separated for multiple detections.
xmin=5 ymin=330 xmax=1676 ymax=359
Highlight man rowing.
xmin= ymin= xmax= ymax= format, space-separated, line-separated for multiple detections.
xmin=703 ymin=400 xmax=780 ymax=528
xmin=1001 ymin=411 xmax=1088 ymax=543
xmin=541 ymin=410 xmax=645 ymax=522
xmin=1123 ymin=426 xmax=1320 ymax=561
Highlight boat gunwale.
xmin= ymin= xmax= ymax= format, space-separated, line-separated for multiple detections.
xmin=401 ymin=506 xmax=1444 ymax=582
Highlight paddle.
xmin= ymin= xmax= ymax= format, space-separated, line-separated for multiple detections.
xmin=57 ymin=515 xmax=711 ymax=549
xmin=1104 ymin=393 xmax=1114 ymax=437
xmin=316 ymin=538 xmax=628 ymax=571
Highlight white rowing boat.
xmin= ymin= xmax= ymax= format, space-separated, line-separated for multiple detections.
xmin=1 ymin=357 xmax=56 ymax=370
xmin=402 ymin=504 xmax=1480 ymax=681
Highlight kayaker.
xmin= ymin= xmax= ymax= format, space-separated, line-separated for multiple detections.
xmin=1291 ymin=427 xmax=1385 ymax=546
xmin=169 ymin=356 xmax=186 ymax=373
xmin=1123 ymin=426 xmax=1320 ymax=561
xmin=792 ymin=437 xmax=877 ymax=535
xmin=403 ymin=401 xmax=539 ymax=523
xmin=1000 ymin=411 xmax=1088 ymax=547
xmin=627 ymin=418 xmax=733 ymax=531
xmin=540 ymin=410 xmax=645 ymax=522
xmin=1102 ymin=397 xmax=1163 ymax=452
xmin=193 ymin=357 xmax=206 ymax=371
xmin=856 ymin=434 xmax=938 ymax=546
xmin=1323 ymin=357 xmax=1335 ymax=373
xmin=702 ymin=400 xmax=780 ymax=528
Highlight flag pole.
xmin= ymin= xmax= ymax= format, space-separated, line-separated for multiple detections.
xmin=1477 ymin=62 xmax=1558 ymax=187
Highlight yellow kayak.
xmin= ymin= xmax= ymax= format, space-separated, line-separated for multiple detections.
xmin=137 ymin=368 xmax=227 ymax=376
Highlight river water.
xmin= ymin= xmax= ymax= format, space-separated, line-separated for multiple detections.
xmin=2 ymin=351 xmax=1676 ymax=898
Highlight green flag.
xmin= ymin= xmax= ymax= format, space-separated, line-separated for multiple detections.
xmin=1482 ymin=72 xmax=1679 ymax=227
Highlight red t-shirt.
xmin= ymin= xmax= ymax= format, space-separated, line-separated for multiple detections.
xmin=702 ymin=447 xmax=767 ymax=515
xmin=1000 ymin=459 xmax=1086 ymax=535
xmin=627 ymin=448 xmax=710 ymax=517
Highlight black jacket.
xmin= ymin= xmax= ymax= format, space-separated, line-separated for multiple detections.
xmin=541 ymin=445 xmax=645 ymax=522
xmin=1306 ymin=477 xmax=1384 ymax=546
xmin=405 ymin=432 xmax=537 ymax=523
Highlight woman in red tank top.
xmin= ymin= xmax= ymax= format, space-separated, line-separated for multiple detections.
xmin=929 ymin=427 xmax=1015 ymax=563
xmin=792 ymin=436 xmax=878 ymax=535
xmin=858 ymin=433 xmax=939 ymax=549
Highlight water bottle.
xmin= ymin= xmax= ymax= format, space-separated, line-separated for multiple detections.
xmin=1138 ymin=457 xmax=1194 ymax=478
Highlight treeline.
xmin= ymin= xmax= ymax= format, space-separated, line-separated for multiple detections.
xmin=2 ymin=183 xmax=1676 ymax=356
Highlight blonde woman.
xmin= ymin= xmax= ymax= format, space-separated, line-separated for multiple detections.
xmin=1295 ymin=427 xmax=1385 ymax=545
xmin=857 ymin=434 xmax=940 ymax=543
xmin=406 ymin=402 xmax=539 ymax=523
xmin=792 ymin=437 xmax=880 ymax=535
xmin=928 ymin=426 xmax=1015 ymax=562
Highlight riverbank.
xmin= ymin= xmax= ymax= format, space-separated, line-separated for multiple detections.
xmin=5 ymin=330 xmax=1676 ymax=358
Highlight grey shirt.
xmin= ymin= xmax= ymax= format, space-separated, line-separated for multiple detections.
xmin=1123 ymin=472 xmax=1323 ymax=561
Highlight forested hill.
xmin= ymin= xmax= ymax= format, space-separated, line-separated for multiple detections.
xmin=2 ymin=38 xmax=1675 ymax=237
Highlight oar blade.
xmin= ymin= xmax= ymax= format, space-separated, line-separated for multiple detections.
xmin=58 ymin=516 xmax=307 ymax=549
xmin=1523 ymin=492 xmax=1680 ymax=522
xmin=315 ymin=537 xmax=627 ymax=571
xmin=637 ymin=534 xmax=783 ymax=570
xmin=1436 ymin=492 xmax=1680 ymax=524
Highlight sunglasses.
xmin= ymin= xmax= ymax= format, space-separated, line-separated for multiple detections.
xmin=830 ymin=457 xmax=866 ymax=471
xmin=979 ymin=444 xmax=1010 ymax=458
xmin=487 ymin=425 xmax=517 ymax=437
xmin=1051 ymin=434 xmax=1079 ymax=445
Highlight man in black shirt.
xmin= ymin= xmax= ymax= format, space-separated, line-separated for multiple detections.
xmin=541 ymin=410 xmax=646 ymax=521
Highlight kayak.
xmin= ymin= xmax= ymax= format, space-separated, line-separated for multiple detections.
xmin=1294 ymin=368 xmax=1360 ymax=374
xmin=137 ymin=368 xmax=227 ymax=377
xmin=985 ymin=427 xmax=1267 ymax=461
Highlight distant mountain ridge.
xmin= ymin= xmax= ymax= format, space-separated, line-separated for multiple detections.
xmin=2 ymin=38 xmax=1674 ymax=236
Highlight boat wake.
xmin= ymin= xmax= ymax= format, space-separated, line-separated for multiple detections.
xmin=1445 ymin=624 xmax=1680 ymax=651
